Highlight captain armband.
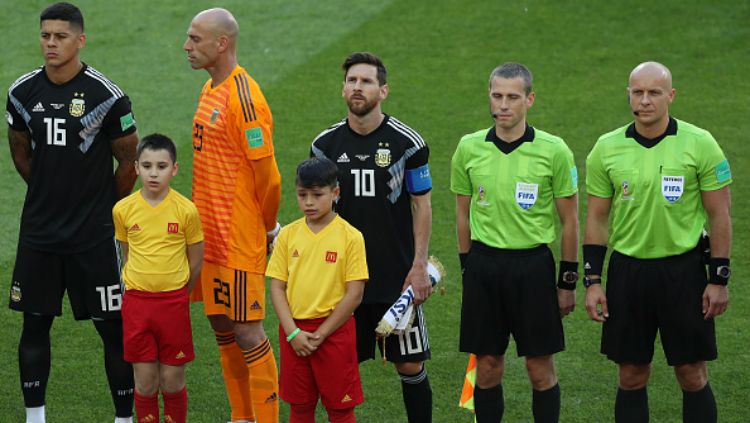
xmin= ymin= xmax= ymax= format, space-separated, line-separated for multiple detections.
xmin=583 ymin=244 xmax=607 ymax=276
xmin=405 ymin=164 xmax=432 ymax=194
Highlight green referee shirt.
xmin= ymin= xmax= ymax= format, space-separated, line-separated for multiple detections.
xmin=586 ymin=117 xmax=732 ymax=259
xmin=451 ymin=125 xmax=578 ymax=249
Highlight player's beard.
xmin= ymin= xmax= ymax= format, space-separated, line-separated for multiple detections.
xmin=346 ymin=95 xmax=378 ymax=117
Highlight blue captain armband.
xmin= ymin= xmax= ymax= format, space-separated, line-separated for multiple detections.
xmin=405 ymin=164 xmax=433 ymax=193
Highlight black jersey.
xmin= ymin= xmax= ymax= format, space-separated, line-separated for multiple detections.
xmin=6 ymin=64 xmax=136 ymax=253
xmin=312 ymin=114 xmax=430 ymax=304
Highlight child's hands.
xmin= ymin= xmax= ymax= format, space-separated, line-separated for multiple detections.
xmin=291 ymin=331 xmax=320 ymax=356
xmin=309 ymin=331 xmax=327 ymax=349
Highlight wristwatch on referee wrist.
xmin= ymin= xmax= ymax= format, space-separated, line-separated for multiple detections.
xmin=557 ymin=271 xmax=578 ymax=290
xmin=583 ymin=276 xmax=601 ymax=288
xmin=713 ymin=265 xmax=731 ymax=285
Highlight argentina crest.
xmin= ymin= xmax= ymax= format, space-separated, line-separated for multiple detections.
xmin=661 ymin=175 xmax=684 ymax=203
xmin=69 ymin=92 xmax=85 ymax=117
xmin=515 ymin=182 xmax=538 ymax=210
xmin=375 ymin=142 xmax=391 ymax=167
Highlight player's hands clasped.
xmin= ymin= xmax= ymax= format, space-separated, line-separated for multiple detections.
xmin=291 ymin=330 xmax=319 ymax=357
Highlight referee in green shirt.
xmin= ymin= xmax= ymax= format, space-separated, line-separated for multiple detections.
xmin=451 ymin=63 xmax=579 ymax=423
xmin=583 ymin=62 xmax=732 ymax=423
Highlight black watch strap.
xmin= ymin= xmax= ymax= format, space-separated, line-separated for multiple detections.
xmin=583 ymin=276 xmax=602 ymax=288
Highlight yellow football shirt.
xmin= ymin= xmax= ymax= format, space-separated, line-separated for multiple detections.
xmin=266 ymin=215 xmax=368 ymax=319
xmin=113 ymin=189 xmax=204 ymax=292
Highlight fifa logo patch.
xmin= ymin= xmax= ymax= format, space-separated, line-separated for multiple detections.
xmin=477 ymin=185 xmax=489 ymax=206
xmin=515 ymin=182 xmax=538 ymax=210
xmin=325 ymin=251 xmax=338 ymax=263
xmin=621 ymin=180 xmax=634 ymax=201
xmin=167 ymin=222 xmax=179 ymax=234
xmin=10 ymin=280 xmax=22 ymax=302
xmin=661 ymin=175 xmax=684 ymax=203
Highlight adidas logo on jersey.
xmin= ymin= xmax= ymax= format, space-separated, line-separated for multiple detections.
xmin=265 ymin=392 xmax=278 ymax=403
xmin=292 ymin=249 xmax=299 ymax=258
xmin=337 ymin=153 xmax=350 ymax=163
xmin=250 ymin=300 xmax=262 ymax=310
xmin=32 ymin=102 xmax=45 ymax=112
xmin=341 ymin=394 xmax=352 ymax=403
xmin=128 ymin=223 xmax=141 ymax=232
xmin=175 ymin=351 xmax=186 ymax=359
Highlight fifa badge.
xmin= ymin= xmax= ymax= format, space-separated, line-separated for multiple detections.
xmin=661 ymin=175 xmax=684 ymax=203
xmin=69 ymin=92 xmax=85 ymax=117
xmin=10 ymin=280 xmax=22 ymax=302
xmin=375 ymin=142 xmax=391 ymax=167
xmin=515 ymin=182 xmax=538 ymax=210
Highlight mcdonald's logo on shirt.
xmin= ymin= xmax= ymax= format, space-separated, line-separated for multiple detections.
xmin=325 ymin=251 xmax=338 ymax=263
xmin=167 ymin=222 xmax=179 ymax=234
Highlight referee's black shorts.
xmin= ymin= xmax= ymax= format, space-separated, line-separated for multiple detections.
xmin=460 ymin=241 xmax=564 ymax=357
xmin=601 ymin=246 xmax=717 ymax=366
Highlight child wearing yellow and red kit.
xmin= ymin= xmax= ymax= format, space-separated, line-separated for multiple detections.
xmin=267 ymin=157 xmax=368 ymax=423
xmin=113 ymin=134 xmax=204 ymax=423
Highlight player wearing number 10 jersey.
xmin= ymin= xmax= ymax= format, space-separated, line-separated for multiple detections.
xmin=311 ymin=52 xmax=434 ymax=423
xmin=6 ymin=3 xmax=138 ymax=422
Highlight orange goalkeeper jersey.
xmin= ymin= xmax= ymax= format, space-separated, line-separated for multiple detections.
xmin=191 ymin=65 xmax=281 ymax=273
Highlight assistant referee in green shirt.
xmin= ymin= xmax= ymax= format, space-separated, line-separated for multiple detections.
xmin=451 ymin=63 xmax=579 ymax=423
xmin=583 ymin=62 xmax=732 ymax=423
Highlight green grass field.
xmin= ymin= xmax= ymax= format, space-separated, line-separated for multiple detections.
xmin=1 ymin=0 xmax=749 ymax=421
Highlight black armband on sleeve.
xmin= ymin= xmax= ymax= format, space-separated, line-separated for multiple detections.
xmin=583 ymin=244 xmax=607 ymax=276
xmin=709 ymin=257 xmax=730 ymax=285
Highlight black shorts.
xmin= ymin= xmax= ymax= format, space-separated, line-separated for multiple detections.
xmin=601 ymin=247 xmax=716 ymax=366
xmin=10 ymin=238 xmax=123 ymax=320
xmin=355 ymin=302 xmax=431 ymax=363
xmin=460 ymin=242 xmax=564 ymax=357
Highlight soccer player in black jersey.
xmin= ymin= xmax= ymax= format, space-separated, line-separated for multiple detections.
xmin=311 ymin=52 xmax=434 ymax=422
xmin=6 ymin=3 xmax=138 ymax=422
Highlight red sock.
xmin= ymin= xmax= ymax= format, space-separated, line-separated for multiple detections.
xmin=327 ymin=407 xmax=356 ymax=423
xmin=162 ymin=387 xmax=188 ymax=423
xmin=289 ymin=401 xmax=317 ymax=423
xmin=134 ymin=390 xmax=159 ymax=423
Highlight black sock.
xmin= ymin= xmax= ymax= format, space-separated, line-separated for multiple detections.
xmin=615 ymin=387 xmax=649 ymax=423
xmin=474 ymin=384 xmax=504 ymax=423
xmin=683 ymin=382 xmax=717 ymax=423
xmin=532 ymin=383 xmax=560 ymax=423
xmin=93 ymin=319 xmax=134 ymax=418
xmin=399 ymin=366 xmax=432 ymax=423
xmin=19 ymin=313 xmax=54 ymax=407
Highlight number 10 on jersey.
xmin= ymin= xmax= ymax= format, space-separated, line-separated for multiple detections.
xmin=351 ymin=168 xmax=375 ymax=197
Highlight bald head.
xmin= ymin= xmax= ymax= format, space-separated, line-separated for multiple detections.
xmin=629 ymin=61 xmax=672 ymax=90
xmin=192 ymin=8 xmax=239 ymax=42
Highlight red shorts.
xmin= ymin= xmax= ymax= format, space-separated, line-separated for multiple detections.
xmin=123 ymin=287 xmax=195 ymax=365
xmin=279 ymin=316 xmax=363 ymax=409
